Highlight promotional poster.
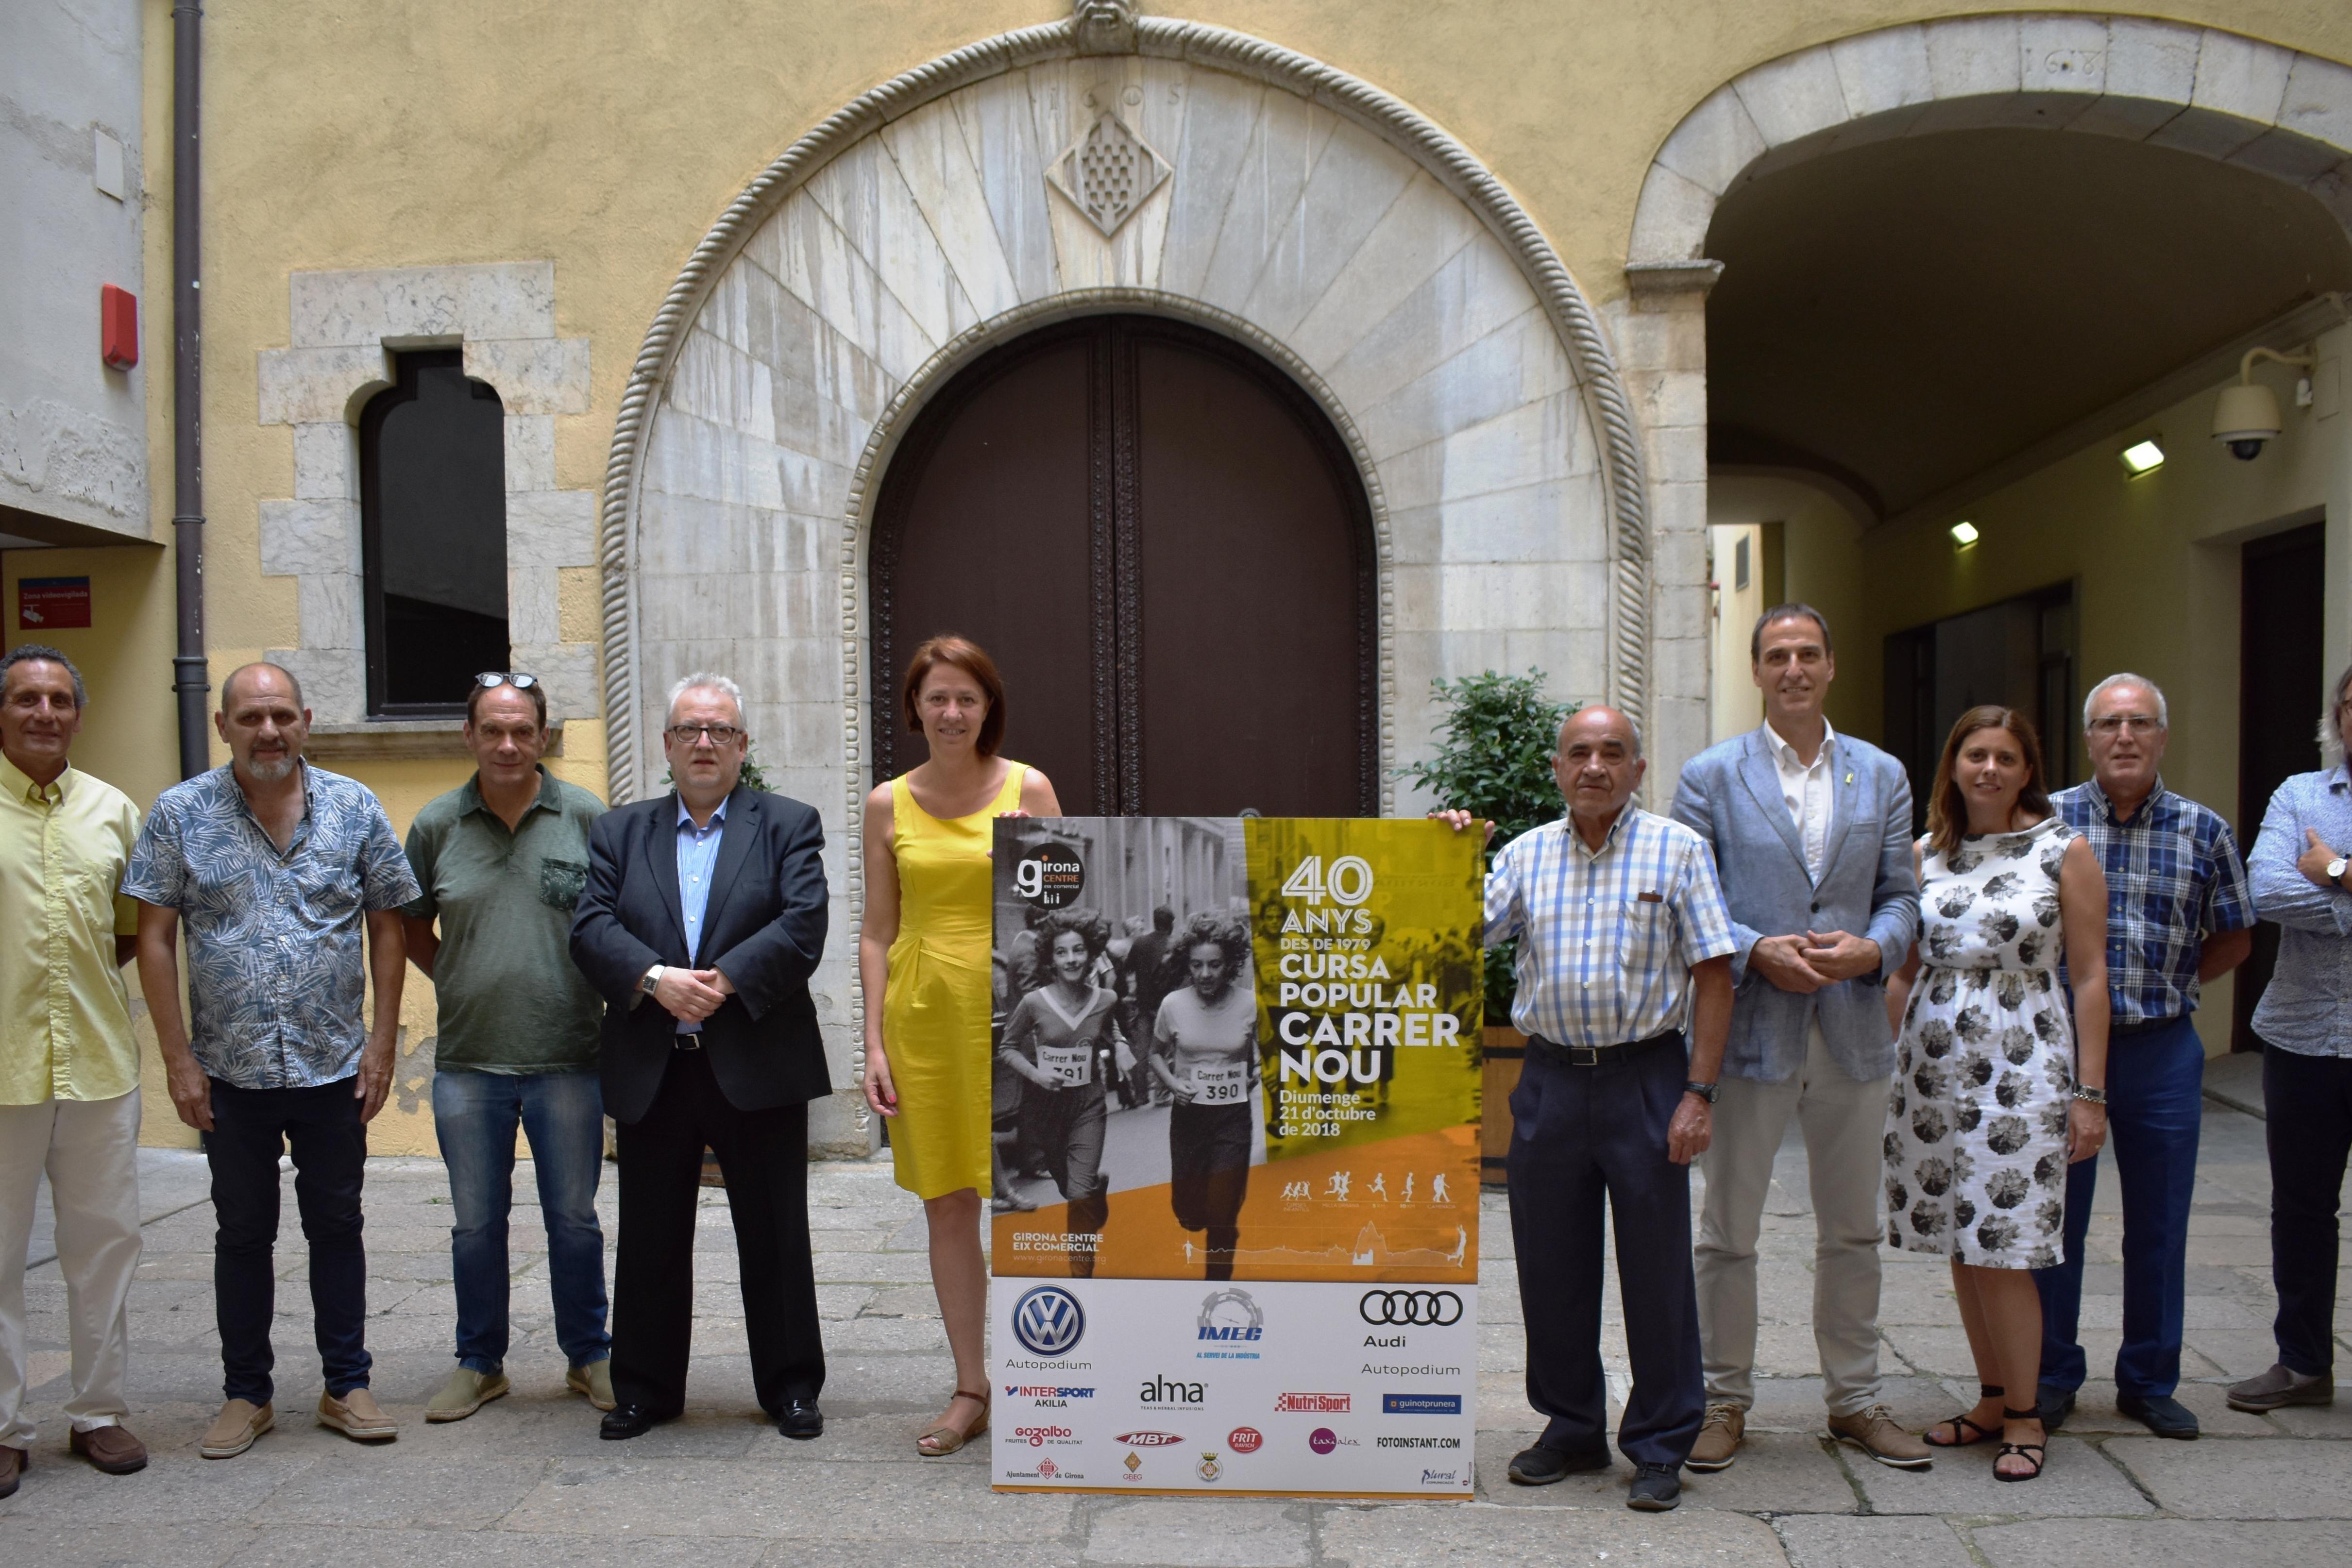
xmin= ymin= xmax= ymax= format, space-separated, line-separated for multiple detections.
xmin=987 ymin=817 xmax=1483 ymax=1496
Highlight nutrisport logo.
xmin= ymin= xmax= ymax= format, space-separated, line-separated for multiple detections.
xmin=1012 ymin=1285 xmax=1086 ymax=1357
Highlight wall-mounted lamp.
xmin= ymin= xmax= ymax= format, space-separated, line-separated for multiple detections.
xmin=1950 ymin=521 xmax=1980 ymax=548
xmin=2213 ymin=347 xmax=2315 ymax=461
xmin=2119 ymin=438 xmax=2165 ymax=475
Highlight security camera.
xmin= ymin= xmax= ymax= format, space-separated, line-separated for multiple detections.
xmin=2213 ymin=346 xmax=2314 ymax=461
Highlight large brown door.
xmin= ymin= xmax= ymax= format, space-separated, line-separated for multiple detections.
xmin=870 ymin=315 xmax=1376 ymax=815
xmin=2233 ymin=520 xmax=2328 ymax=1050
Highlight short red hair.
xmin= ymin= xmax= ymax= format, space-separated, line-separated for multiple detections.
xmin=901 ymin=634 xmax=1006 ymax=758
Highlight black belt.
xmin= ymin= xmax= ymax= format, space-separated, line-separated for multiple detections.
xmin=2110 ymin=1015 xmax=2186 ymax=1037
xmin=1526 ymin=1029 xmax=1681 ymax=1067
xmin=674 ymin=1033 xmax=704 ymax=1050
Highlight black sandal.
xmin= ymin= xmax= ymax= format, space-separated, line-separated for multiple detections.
xmin=1924 ymin=1384 xmax=2004 ymax=1449
xmin=1993 ymin=1405 xmax=2046 ymax=1482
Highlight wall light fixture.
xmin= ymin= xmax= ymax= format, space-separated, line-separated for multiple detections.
xmin=1950 ymin=521 xmax=1980 ymax=548
xmin=2119 ymin=438 xmax=2164 ymax=475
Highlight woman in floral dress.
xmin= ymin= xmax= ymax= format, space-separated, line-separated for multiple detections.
xmin=1885 ymin=706 xmax=2109 ymax=1482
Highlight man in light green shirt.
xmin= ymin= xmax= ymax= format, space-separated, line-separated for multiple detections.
xmin=0 ymin=646 xmax=149 ymax=1492
xmin=401 ymin=674 xmax=611 ymax=1421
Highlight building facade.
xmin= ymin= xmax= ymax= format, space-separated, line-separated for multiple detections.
xmin=4 ymin=1 xmax=2349 ymax=1154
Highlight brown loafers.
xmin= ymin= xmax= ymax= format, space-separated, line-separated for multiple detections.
xmin=70 ymin=1423 xmax=149 ymax=1474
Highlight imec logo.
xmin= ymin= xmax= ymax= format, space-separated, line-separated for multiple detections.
xmin=1227 ymin=1427 xmax=1264 ymax=1453
xmin=1013 ymin=1425 xmax=1073 ymax=1447
xmin=1115 ymin=1431 xmax=1184 ymax=1447
xmin=1197 ymin=1288 xmax=1265 ymax=1360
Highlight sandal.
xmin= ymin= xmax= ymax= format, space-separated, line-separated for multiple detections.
xmin=916 ymin=1388 xmax=990 ymax=1457
xmin=1925 ymin=1384 xmax=2004 ymax=1448
xmin=1993 ymin=1405 xmax=2046 ymax=1482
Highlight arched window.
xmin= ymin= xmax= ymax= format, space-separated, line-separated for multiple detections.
xmin=359 ymin=350 xmax=508 ymax=714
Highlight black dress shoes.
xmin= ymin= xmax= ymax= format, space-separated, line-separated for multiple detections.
xmin=599 ymin=1402 xmax=675 ymax=1440
xmin=1626 ymin=1462 xmax=1683 ymax=1511
xmin=2037 ymin=1383 xmax=2076 ymax=1431
xmin=1505 ymin=1442 xmax=1611 ymax=1484
xmin=2117 ymin=1391 xmax=2200 ymax=1439
xmin=777 ymin=1399 xmax=824 ymax=1440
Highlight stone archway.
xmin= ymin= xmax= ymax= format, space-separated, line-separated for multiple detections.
xmin=602 ymin=8 xmax=1656 ymax=1147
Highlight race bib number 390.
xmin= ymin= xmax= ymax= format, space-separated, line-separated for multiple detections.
xmin=1192 ymin=1062 xmax=1248 ymax=1105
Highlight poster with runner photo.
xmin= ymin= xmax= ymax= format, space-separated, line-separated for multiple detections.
xmin=990 ymin=817 xmax=1484 ymax=1498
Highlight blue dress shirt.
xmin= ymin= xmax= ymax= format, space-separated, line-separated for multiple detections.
xmin=2248 ymin=762 xmax=2352 ymax=1058
xmin=675 ymin=796 xmax=728 ymax=1034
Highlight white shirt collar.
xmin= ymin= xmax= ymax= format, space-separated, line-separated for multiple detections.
xmin=1762 ymin=717 xmax=1835 ymax=770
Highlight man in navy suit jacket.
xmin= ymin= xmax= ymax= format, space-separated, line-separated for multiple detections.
xmin=570 ymin=673 xmax=830 ymax=1441
xmin=1669 ymin=606 xmax=1926 ymax=1472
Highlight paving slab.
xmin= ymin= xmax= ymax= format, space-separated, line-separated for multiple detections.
xmin=1473 ymin=1429 xmax=1858 ymax=1515
xmin=1316 ymin=1501 xmax=1792 ymax=1566
xmin=2043 ymin=1379 xmax=2275 ymax=1436
xmin=2105 ymin=1435 xmax=2352 ymax=1517
xmin=1083 ymin=1497 xmax=1314 ymax=1565
xmin=1774 ymin=1513 xmax=1975 ymax=1568
xmin=1847 ymin=1434 xmax=2153 ymax=1515
xmin=1973 ymin=1518 xmax=2352 ymax=1567
xmin=500 ymin=1456 xmax=1080 ymax=1539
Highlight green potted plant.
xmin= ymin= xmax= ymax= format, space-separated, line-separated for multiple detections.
xmin=1400 ymin=670 xmax=1573 ymax=1182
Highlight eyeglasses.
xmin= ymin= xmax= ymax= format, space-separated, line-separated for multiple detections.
xmin=474 ymin=671 xmax=539 ymax=691
xmin=2088 ymin=715 xmax=2161 ymax=735
xmin=665 ymin=724 xmax=744 ymax=746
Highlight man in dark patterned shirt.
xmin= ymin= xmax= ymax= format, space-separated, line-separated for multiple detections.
xmin=2034 ymin=674 xmax=2252 ymax=1440
xmin=127 ymin=664 xmax=419 ymax=1460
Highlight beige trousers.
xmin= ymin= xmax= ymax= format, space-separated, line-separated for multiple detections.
xmin=0 ymin=1090 xmax=142 ymax=1446
xmin=1694 ymin=1027 xmax=1888 ymax=1416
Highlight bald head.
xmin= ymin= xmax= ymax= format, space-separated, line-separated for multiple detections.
xmin=220 ymin=662 xmax=304 ymax=714
xmin=1552 ymin=704 xmax=1647 ymax=835
xmin=1558 ymin=705 xmax=1642 ymax=760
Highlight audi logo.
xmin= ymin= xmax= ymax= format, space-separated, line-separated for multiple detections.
xmin=1358 ymin=1290 xmax=1463 ymax=1326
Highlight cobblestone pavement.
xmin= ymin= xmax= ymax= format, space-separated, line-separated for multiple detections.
xmin=4 ymin=1073 xmax=2348 ymax=1566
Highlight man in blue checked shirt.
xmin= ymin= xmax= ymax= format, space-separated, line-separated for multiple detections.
xmin=2032 ymin=674 xmax=2252 ymax=1441
xmin=2228 ymin=660 xmax=2352 ymax=1417
xmin=1438 ymin=705 xmax=1736 ymax=1513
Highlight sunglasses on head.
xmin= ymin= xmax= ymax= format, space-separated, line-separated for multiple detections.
xmin=474 ymin=672 xmax=540 ymax=691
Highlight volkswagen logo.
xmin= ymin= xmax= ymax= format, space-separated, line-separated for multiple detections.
xmin=1013 ymin=1285 xmax=1087 ymax=1356
xmin=1358 ymin=1289 xmax=1463 ymax=1327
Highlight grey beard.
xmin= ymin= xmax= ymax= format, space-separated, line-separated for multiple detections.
xmin=241 ymin=752 xmax=298 ymax=783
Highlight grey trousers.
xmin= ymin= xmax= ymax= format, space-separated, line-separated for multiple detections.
xmin=1694 ymin=1026 xmax=1889 ymax=1416
xmin=0 ymin=1090 xmax=142 ymax=1446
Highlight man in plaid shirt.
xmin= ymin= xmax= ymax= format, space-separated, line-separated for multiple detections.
xmin=2035 ymin=674 xmax=2252 ymax=1440
xmin=1439 ymin=705 xmax=1737 ymax=1512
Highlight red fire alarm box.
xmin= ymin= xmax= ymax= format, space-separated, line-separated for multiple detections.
xmin=101 ymin=285 xmax=138 ymax=370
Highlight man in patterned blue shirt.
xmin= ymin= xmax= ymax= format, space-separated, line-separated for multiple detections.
xmin=126 ymin=663 xmax=419 ymax=1461
xmin=2034 ymin=674 xmax=2251 ymax=1441
xmin=1439 ymin=705 xmax=1737 ymax=1512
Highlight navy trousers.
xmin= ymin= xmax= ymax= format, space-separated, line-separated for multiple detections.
xmin=1506 ymin=1034 xmax=1704 ymax=1468
xmin=2261 ymin=1040 xmax=2352 ymax=1377
xmin=2033 ymin=1013 xmax=2205 ymax=1397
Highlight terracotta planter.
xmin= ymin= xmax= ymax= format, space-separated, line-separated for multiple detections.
xmin=1481 ymin=1024 xmax=1526 ymax=1185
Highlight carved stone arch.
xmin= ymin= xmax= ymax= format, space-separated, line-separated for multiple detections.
xmin=1629 ymin=14 xmax=2352 ymax=265
xmin=602 ymin=11 xmax=1653 ymax=811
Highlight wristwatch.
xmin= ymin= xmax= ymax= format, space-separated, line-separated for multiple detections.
xmin=2071 ymin=1084 xmax=2108 ymax=1107
xmin=2329 ymin=857 xmax=2348 ymax=886
xmin=640 ymin=964 xmax=666 ymax=996
xmin=1682 ymin=1080 xmax=1720 ymax=1104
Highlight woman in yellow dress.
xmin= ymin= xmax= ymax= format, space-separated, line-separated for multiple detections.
xmin=860 ymin=634 xmax=1059 ymax=1457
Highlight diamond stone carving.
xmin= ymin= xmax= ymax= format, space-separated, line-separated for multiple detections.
xmin=1046 ymin=114 xmax=1168 ymax=237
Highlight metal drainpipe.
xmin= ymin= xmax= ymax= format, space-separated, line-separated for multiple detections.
xmin=170 ymin=0 xmax=209 ymax=778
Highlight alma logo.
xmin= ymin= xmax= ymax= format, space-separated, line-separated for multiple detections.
xmin=1227 ymin=1427 xmax=1264 ymax=1453
xmin=1115 ymin=1431 xmax=1184 ymax=1447
xmin=1139 ymin=1375 xmax=1206 ymax=1406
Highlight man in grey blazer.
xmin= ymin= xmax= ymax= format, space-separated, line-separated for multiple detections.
xmin=1670 ymin=605 xmax=1928 ymax=1471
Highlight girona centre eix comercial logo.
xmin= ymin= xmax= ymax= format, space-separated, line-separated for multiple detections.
xmin=1013 ymin=1286 xmax=1087 ymax=1357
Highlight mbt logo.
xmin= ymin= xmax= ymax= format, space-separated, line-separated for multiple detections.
xmin=1116 ymin=1431 xmax=1185 ymax=1447
xmin=1013 ymin=1285 xmax=1086 ymax=1357
xmin=1138 ymin=1375 xmax=1205 ymax=1408
xmin=1274 ymin=1392 xmax=1351 ymax=1413
xmin=1197 ymin=1288 xmax=1264 ymax=1360
xmin=1359 ymin=1289 xmax=1463 ymax=1327
xmin=1012 ymin=1424 xmax=1075 ymax=1447
xmin=1227 ymin=1427 xmax=1263 ymax=1453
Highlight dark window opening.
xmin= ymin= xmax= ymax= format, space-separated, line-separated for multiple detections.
xmin=360 ymin=351 xmax=508 ymax=715
xmin=1882 ymin=581 xmax=2079 ymax=836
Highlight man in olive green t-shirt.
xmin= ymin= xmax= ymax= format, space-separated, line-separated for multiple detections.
xmin=402 ymin=674 xmax=612 ymax=1422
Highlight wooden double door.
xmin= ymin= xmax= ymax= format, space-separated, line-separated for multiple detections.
xmin=871 ymin=315 xmax=1377 ymax=815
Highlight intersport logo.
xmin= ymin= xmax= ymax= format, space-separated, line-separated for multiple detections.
xmin=1004 ymin=1384 xmax=1096 ymax=1399
xmin=1358 ymin=1289 xmax=1463 ymax=1326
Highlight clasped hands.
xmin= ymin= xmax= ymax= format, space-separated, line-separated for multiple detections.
xmin=653 ymin=964 xmax=735 ymax=1023
xmin=1750 ymin=930 xmax=1880 ymax=992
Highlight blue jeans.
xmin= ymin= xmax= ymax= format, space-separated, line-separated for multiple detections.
xmin=2032 ymin=1014 xmax=2204 ymax=1397
xmin=432 ymin=1069 xmax=610 ymax=1373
